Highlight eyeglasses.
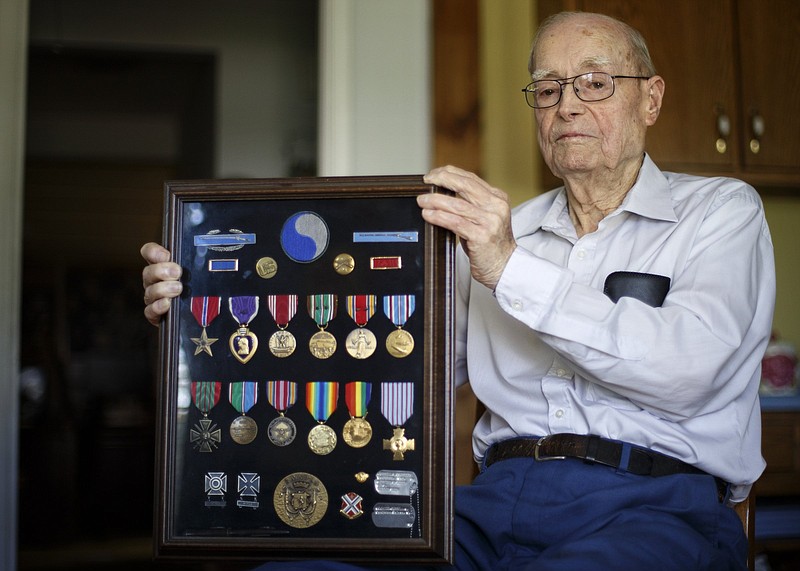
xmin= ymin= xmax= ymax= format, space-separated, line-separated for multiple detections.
xmin=521 ymin=72 xmax=650 ymax=109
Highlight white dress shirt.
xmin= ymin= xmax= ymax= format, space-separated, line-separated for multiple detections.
xmin=459 ymin=154 xmax=775 ymax=501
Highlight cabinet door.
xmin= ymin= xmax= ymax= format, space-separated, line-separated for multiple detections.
xmin=737 ymin=0 xmax=800 ymax=174
xmin=539 ymin=0 xmax=740 ymax=174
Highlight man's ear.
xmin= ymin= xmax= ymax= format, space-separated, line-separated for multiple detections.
xmin=645 ymin=75 xmax=665 ymax=126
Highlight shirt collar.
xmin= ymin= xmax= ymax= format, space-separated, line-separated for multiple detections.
xmin=514 ymin=154 xmax=677 ymax=240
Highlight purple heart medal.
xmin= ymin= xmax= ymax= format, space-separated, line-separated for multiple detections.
xmin=228 ymin=296 xmax=260 ymax=364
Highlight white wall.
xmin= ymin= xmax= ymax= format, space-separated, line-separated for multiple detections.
xmin=319 ymin=0 xmax=431 ymax=176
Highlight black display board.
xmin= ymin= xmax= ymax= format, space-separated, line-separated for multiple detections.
xmin=155 ymin=175 xmax=455 ymax=564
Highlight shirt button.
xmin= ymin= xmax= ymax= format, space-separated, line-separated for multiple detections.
xmin=556 ymin=368 xmax=567 ymax=377
xmin=576 ymin=249 xmax=586 ymax=260
xmin=512 ymin=300 xmax=523 ymax=311
xmin=555 ymin=409 xmax=565 ymax=418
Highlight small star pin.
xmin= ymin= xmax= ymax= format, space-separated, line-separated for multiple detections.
xmin=191 ymin=328 xmax=218 ymax=356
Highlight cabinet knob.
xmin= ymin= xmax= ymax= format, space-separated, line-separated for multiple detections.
xmin=715 ymin=111 xmax=730 ymax=154
xmin=750 ymin=114 xmax=764 ymax=154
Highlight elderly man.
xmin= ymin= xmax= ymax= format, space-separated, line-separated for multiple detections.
xmin=142 ymin=11 xmax=774 ymax=571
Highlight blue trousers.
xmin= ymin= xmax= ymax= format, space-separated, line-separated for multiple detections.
xmin=253 ymin=456 xmax=748 ymax=571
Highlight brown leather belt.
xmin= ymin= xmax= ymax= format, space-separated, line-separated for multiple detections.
xmin=486 ymin=434 xmax=710 ymax=478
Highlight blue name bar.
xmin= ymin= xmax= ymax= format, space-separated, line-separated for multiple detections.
xmin=353 ymin=231 xmax=418 ymax=243
xmin=194 ymin=233 xmax=256 ymax=247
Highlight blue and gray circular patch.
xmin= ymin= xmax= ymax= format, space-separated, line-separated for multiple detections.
xmin=279 ymin=211 xmax=330 ymax=263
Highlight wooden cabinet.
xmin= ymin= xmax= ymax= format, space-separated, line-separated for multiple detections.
xmin=537 ymin=0 xmax=800 ymax=188
xmin=758 ymin=409 xmax=800 ymax=497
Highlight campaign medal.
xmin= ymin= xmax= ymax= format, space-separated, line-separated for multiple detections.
xmin=306 ymin=381 xmax=339 ymax=455
xmin=228 ymin=381 xmax=258 ymax=445
xmin=189 ymin=296 xmax=221 ymax=356
xmin=229 ymin=296 xmax=259 ymax=364
xmin=344 ymin=295 xmax=377 ymax=359
xmin=381 ymin=382 xmax=415 ymax=460
xmin=190 ymin=381 xmax=222 ymax=452
xmin=307 ymin=294 xmax=338 ymax=359
xmin=339 ymin=492 xmax=364 ymax=520
xmin=342 ymin=381 xmax=372 ymax=448
xmin=273 ymin=472 xmax=328 ymax=529
xmin=266 ymin=380 xmax=298 ymax=446
xmin=384 ymin=295 xmax=416 ymax=358
xmin=266 ymin=294 xmax=298 ymax=358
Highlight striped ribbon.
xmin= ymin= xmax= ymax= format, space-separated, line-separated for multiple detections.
xmin=267 ymin=380 xmax=297 ymax=413
xmin=380 ymin=382 xmax=414 ymax=426
xmin=191 ymin=381 xmax=221 ymax=414
xmin=307 ymin=294 xmax=338 ymax=328
xmin=345 ymin=381 xmax=372 ymax=418
xmin=306 ymin=381 xmax=339 ymax=423
xmin=383 ymin=295 xmax=415 ymax=327
xmin=229 ymin=381 xmax=258 ymax=414
xmin=191 ymin=296 xmax=221 ymax=327
xmin=267 ymin=294 xmax=298 ymax=327
xmin=346 ymin=295 xmax=376 ymax=327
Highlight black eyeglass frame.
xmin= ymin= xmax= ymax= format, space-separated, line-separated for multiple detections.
xmin=521 ymin=72 xmax=652 ymax=109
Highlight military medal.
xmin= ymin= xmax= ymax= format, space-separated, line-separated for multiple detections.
xmin=228 ymin=296 xmax=259 ymax=364
xmin=204 ymin=471 xmax=227 ymax=507
xmin=306 ymin=381 xmax=339 ymax=455
xmin=384 ymin=295 xmax=416 ymax=358
xmin=381 ymin=382 xmax=415 ymax=460
xmin=266 ymin=294 xmax=298 ymax=358
xmin=342 ymin=381 xmax=372 ymax=448
xmin=228 ymin=381 xmax=258 ymax=445
xmin=266 ymin=380 xmax=298 ymax=446
xmin=189 ymin=296 xmax=221 ymax=356
xmin=237 ymin=472 xmax=260 ymax=509
xmin=273 ymin=472 xmax=328 ymax=529
xmin=344 ymin=294 xmax=377 ymax=359
xmin=194 ymin=229 xmax=255 ymax=251
xmin=307 ymin=294 xmax=338 ymax=359
xmin=189 ymin=382 xmax=222 ymax=452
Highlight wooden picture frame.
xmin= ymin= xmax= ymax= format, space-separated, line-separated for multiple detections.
xmin=154 ymin=175 xmax=455 ymax=565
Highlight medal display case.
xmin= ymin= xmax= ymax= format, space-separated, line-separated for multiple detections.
xmin=155 ymin=176 xmax=455 ymax=564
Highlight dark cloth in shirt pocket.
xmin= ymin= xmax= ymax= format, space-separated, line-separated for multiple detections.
xmin=603 ymin=271 xmax=670 ymax=308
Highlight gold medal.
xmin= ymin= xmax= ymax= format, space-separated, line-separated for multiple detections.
xmin=308 ymin=424 xmax=337 ymax=455
xmin=383 ymin=427 xmax=415 ymax=461
xmin=256 ymin=256 xmax=278 ymax=279
xmin=269 ymin=329 xmax=297 ymax=358
xmin=268 ymin=415 xmax=297 ymax=446
xmin=273 ymin=472 xmax=328 ymax=529
xmin=309 ymin=330 xmax=337 ymax=359
xmin=345 ymin=327 xmax=377 ymax=359
xmin=343 ymin=417 xmax=372 ymax=448
xmin=333 ymin=253 xmax=355 ymax=275
xmin=307 ymin=294 xmax=338 ymax=359
xmin=386 ymin=328 xmax=415 ymax=358
xmin=229 ymin=414 xmax=258 ymax=445
xmin=383 ymin=295 xmax=416 ymax=358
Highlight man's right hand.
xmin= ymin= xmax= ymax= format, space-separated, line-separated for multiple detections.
xmin=141 ymin=242 xmax=183 ymax=326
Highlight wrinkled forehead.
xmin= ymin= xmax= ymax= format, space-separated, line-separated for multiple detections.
xmin=531 ymin=17 xmax=633 ymax=79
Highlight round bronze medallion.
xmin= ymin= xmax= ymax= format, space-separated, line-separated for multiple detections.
xmin=229 ymin=415 xmax=258 ymax=445
xmin=333 ymin=253 xmax=355 ymax=275
xmin=386 ymin=328 xmax=414 ymax=358
xmin=308 ymin=424 xmax=337 ymax=455
xmin=268 ymin=329 xmax=296 ymax=358
xmin=345 ymin=327 xmax=377 ymax=359
xmin=273 ymin=472 xmax=328 ymax=529
xmin=342 ymin=417 xmax=372 ymax=448
xmin=309 ymin=330 xmax=337 ymax=359
xmin=256 ymin=257 xmax=278 ymax=279
xmin=268 ymin=415 xmax=297 ymax=446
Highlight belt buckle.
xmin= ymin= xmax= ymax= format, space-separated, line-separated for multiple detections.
xmin=533 ymin=436 xmax=566 ymax=461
